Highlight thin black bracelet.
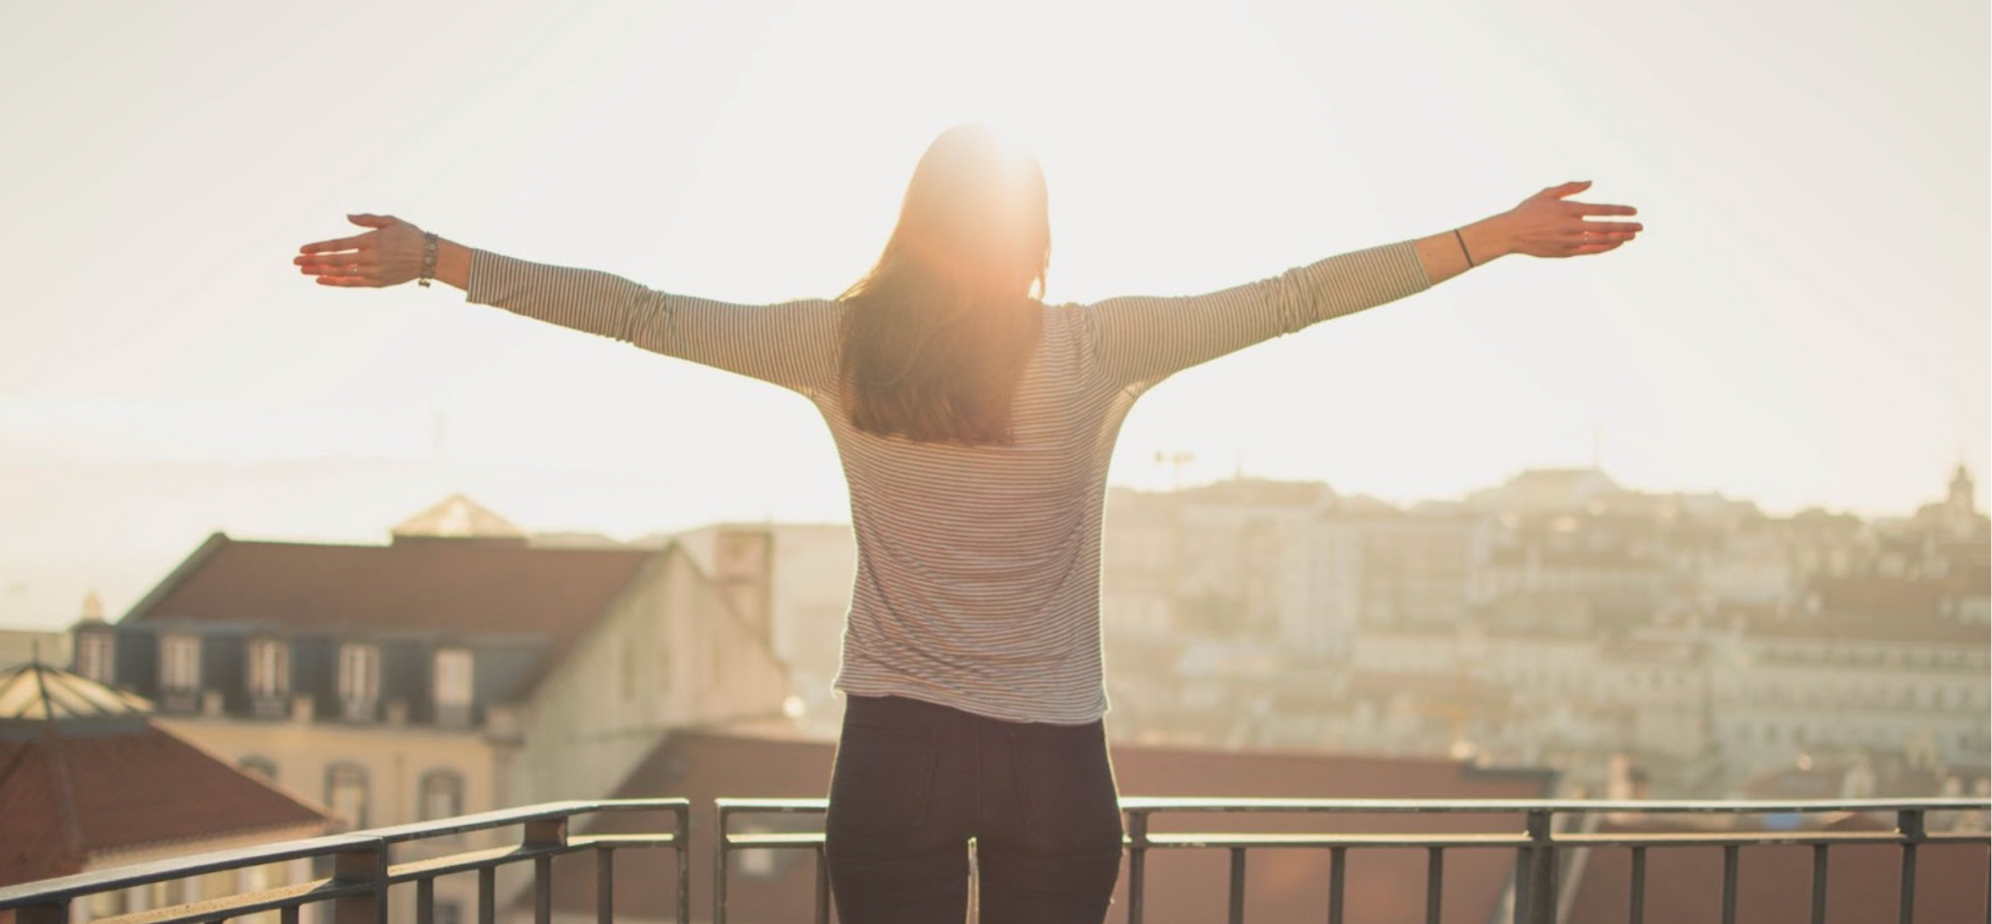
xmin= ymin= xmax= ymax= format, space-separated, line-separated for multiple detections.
xmin=418 ymin=232 xmax=439 ymax=288
xmin=1453 ymin=228 xmax=1476 ymax=268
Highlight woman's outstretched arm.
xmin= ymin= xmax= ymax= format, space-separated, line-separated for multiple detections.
xmin=1083 ymin=181 xmax=1641 ymax=392
xmin=295 ymin=215 xmax=842 ymax=398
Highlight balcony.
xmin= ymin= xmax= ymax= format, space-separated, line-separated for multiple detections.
xmin=0 ymin=798 xmax=1984 ymax=924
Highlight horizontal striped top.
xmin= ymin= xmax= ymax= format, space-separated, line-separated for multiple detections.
xmin=466 ymin=241 xmax=1431 ymax=723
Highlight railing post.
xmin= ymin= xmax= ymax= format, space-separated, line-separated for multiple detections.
xmin=595 ymin=846 xmax=614 ymax=924
xmin=525 ymin=817 xmax=568 ymax=924
xmin=478 ymin=865 xmax=496 ymax=924
xmin=331 ymin=842 xmax=387 ymax=924
xmin=1721 ymin=844 xmax=1740 ymax=924
xmin=1126 ymin=810 xmax=1149 ymax=924
xmin=417 ymin=876 xmax=436 ymax=924
xmin=478 ymin=865 xmax=497 ymax=924
xmin=1426 ymin=847 xmax=1444 ymax=924
xmin=1629 ymin=846 xmax=1647 ymax=924
xmin=676 ymin=803 xmax=692 ymax=924
xmin=1898 ymin=808 xmax=1926 ymax=924
xmin=1227 ymin=848 xmax=1247 ymax=924
xmin=1328 ymin=846 xmax=1348 ymax=924
xmin=1518 ymin=808 xmax=1556 ymax=924
xmin=814 ymin=846 xmax=831 ymax=924
xmin=714 ymin=803 xmax=731 ymax=924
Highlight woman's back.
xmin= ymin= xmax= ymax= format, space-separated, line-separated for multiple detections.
xmin=827 ymin=301 xmax=1136 ymax=723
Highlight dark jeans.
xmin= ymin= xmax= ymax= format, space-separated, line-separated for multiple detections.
xmin=825 ymin=694 xmax=1125 ymax=923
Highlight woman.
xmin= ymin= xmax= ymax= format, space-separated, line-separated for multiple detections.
xmin=295 ymin=123 xmax=1640 ymax=922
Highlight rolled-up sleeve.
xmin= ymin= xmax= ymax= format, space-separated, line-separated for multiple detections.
xmin=1081 ymin=240 xmax=1431 ymax=391
xmin=466 ymin=249 xmax=843 ymax=398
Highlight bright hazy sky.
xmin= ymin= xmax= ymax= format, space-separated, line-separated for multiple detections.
xmin=0 ymin=0 xmax=1986 ymax=624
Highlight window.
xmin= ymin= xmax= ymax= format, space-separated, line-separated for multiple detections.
xmin=434 ymin=649 xmax=473 ymax=709
xmin=338 ymin=643 xmax=380 ymax=705
xmin=326 ymin=763 xmax=369 ymax=830
xmin=418 ymin=770 xmax=464 ymax=822
xmin=75 ymin=631 xmax=113 ymax=683
xmin=239 ymin=755 xmax=278 ymax=784
xmin=247 ymin=639 xmax=290 ymax=699
xmin=161 ymin=634 xmax=201 ymax=692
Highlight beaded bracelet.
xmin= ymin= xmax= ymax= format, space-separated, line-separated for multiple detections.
xmin=418 ymin=232 xmax=439 ymax=287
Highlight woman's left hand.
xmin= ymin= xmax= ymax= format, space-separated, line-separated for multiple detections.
xmin=1495 ymin=182 xmax=1642 ymax=259
xmin=294 ymin=214 xmax=427 ymax=287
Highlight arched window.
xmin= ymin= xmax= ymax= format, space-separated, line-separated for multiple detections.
xmin=326 ymin=763 xmax=370 ymax=830
xmin=239 ymin=755 xmax=278 ymax=784
xmin=418 ymin=769 xmax=464 ymax=822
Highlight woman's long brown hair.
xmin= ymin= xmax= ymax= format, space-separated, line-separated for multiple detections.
xmin=838 ymin=124 xmax=1050 ymax=446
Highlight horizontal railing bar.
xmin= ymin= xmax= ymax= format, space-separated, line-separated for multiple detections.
xmin=712 ymin=827 xmax=1988 ymax=853
xmin=366 ymin=798 xmax=690 ymax=843
xmin=1117 ymin=797 xmax=1991 ymax=815
xmin=711 ymin=797 xmax=1991 ymax=821
xmin=0 ymin=835 xmax=378 ymax=909
xmin=716 ymin=798 xmax=829 ymax=813
xmin=386 ymin=844 xmax=570 ymax=884
xmin=1149 ymin=834 xmax=1528 ymax=849
xmin=570 ymin=834 xmax=680 ymax=849
xmin=1558 ymin=831 xmax=1980 ymax=848
xmin=385 ymin=835 xmax=682 ymax=885
xmin=59 ymin=879 xmax=362 ymax=924
xmin=724 ymin=833 xmax=829 ymax=848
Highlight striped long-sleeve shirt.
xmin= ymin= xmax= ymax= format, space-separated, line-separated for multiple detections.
xmin=465 ymin=241 xmax=1432 ymax=724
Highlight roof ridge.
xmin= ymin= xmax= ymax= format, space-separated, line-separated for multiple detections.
xmin=122 ymin=531 xmax=230 ymax=623
xmin=31 ymin=661 xmax=55 ymax=720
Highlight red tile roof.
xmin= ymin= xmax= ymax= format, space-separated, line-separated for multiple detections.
xmin=535 ymin=727 xmax=1554 ymax=923
xmin=0 ymin=725 xmax=329 ymax=885
xmin=1807 ymin=576 xmax=1959 ymax=617
xmin=123 ymin=533 xmax=658 ymax=656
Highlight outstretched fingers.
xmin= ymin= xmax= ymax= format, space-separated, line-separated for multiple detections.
xmin=294 ymin=251 xmax=378 ymax=268
xmin=1569 ymin=201 xmax=1638 ymax=217
xmin=299 ymin=232 xmax=373 ymax=254
xmin=1573 ymin=221 xmax=1642 ymax=235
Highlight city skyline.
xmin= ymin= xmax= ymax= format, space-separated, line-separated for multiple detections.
xmin=0 ymin=445 xmax=1979 ymax=634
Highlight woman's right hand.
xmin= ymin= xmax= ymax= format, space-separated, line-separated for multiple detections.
xmin=1494 ymin=181 xmax=1642 ymax=259
xmin=294 ymin=213 xmax=429 ymax=287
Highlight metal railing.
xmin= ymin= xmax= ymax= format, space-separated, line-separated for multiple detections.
xmin=0 ymin=800 xmax=689 ymax=924
xmin=4 ymin=797 xmax=1985 ymax=924
xmin=716 ymin=797 xmax=1991 ymax=924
